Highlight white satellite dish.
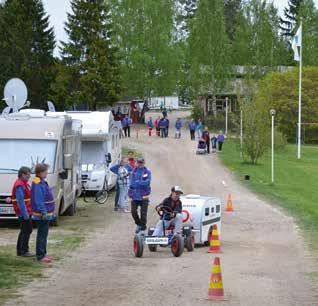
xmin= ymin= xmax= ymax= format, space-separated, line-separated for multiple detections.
xmin=3 ymin=78 xmax=28 ymax=113
xmin=47 ymin=101 xmax=56 ymax=112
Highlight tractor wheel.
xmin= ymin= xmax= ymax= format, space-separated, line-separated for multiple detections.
xmin=171 ymin=235 xmax=184 ymax=257
xmin=133 ymin=234 xmax=144 ymax=258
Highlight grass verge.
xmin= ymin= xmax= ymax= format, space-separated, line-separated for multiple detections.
xmin=219 ymin=139 xmax=318 ymax=254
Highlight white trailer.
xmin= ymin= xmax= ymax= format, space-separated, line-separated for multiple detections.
xmin=0 ymin=112 xmax=82 ymax=223
xmin=149 ymin=96 xmax=179 ymax=110
xmin=47 ymin=111 xmax=121 ymax=193
xmin=181 ymin=194 xmax=221 ymax=245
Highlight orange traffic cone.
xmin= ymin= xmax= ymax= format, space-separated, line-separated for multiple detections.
xmin=208 ymin=257 xmax=224 ymax=300
xmin=208 ymin=224 xmax=221 ymax=253
xmin=225 ymin=193 xmax=234 ymax=212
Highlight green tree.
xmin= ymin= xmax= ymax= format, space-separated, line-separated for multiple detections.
xmin=224 ymin=0 xmax=242 ymax=41
xmin=112 ymin=0 xmax=179 ymax=99
xmin=55 ymin=0 xmax=121 ymax=110
xmin=232 ymin=0 xmax=289 ymax=73
xmin=0 ymin=0 xmax=55 ymax=109
xmin=256 ymin=67 xmax=318 ymax=141
xmin=298 ymin=0 xmax=318 ymax=66
xmin=188 ymin=0 xmax=230 ymax=94
xmin=280 ymin=0 xmax=303 ymax=37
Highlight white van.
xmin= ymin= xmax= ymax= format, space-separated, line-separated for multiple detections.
xmin=0 ymin=112 xmax=82 ymax=223
xmin=181 ymin=194 xmax=221 ymax=245
xmin=47 ymin=111 xmax=121 ymax=193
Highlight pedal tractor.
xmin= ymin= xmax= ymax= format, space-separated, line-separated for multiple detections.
xmin=133 ymin=206 xmax=195 ymax=258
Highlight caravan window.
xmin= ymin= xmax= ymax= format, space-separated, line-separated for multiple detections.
xmin=205 ymin=207 xmax=209 ymax=216
xmin=81 ymin=141 xmax=107 ymax=169
xmin=0 ymin=139 xmax=57 ymax=173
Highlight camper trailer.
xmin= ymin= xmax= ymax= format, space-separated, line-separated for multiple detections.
xmin=181 ymin=194 xmax=221 ymax=245
xmin=47 ymin=111 xmax=121 ymax=194
xmin=0 ymin=112 xmax=82 ymax=223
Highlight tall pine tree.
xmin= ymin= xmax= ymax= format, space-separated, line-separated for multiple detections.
xmin=0 ymin=0 xmax=55 ymax=109
xmin=56 ymin=0 xmax=121 ymax=110
xmin=280 ymin=0 xmax=303 ymax=36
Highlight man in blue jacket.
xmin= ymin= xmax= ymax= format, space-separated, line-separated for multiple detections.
xmin=128 ymin=158 xmax=151 ymax=234
xmin=121 ymin=115 xmax=132 ymax=138
xmin=175 ymin=118 xmax=182 ymax=138
xmin=188 ymin=119 xmax=196 ymax=140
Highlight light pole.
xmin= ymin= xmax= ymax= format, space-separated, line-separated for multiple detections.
xmin=240 ymin=109 xmax=243 ymax=158
xmin=225 ymin=97 xmax=229 ymax=135
xmin=270 ymin=109 xmax=276 ymax=184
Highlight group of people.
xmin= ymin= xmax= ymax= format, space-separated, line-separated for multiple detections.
xmin=111 ymin=152 xmax=152 ymax=234
xmin=11 ymin=163 xmax=55 ymax=264
xmin=110 ymin=150 xmax=183 ymax=236
xmin=188 ymin=119 xmax=225 ymax=153
xmin=147 ymin=116 xmax=183 ymax=139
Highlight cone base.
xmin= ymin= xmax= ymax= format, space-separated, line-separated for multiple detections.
xmin=208 ymin=249 xmax=222 ymax=254
xmin=207 ymin=295 xmax=225 ymax=301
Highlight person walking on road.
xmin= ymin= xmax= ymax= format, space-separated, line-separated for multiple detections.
xmin=217 ymin=130 xmax=225 ymax=152
xmin=163 ymin=117 xmax=169 ymax=137
xmin=175 ymin=118 xmax=182 ymax=139
xmin=121 ymin=115 xmax=132 ymax=138
xmin=110 ymin=158 xmax=133 ymax=213
xmin=202 ymin=127 xmax=210 ymax=154
xmin=211 ymin=134 xmax=217 ymax=153
xmin=158 ymin=117 xmax=165 ymax=138
xmin=128 ymin=158 xmax=151 ymax=234
xmin=12 ymin=167 xmax=33 ymax=257
xmin=188 ymin=119 xmax=196 ymax=140
xmin=154 ymin=116 xmax=160 ymax=136
xmin=196 ymin=119 xmax=203 ymax=140
xmin=31 ymin=163 xmax=56 ymax=263
xmin=147 ymin=117 xmax=154 ymax=136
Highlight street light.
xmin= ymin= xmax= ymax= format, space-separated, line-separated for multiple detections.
xmin=225 ymin=97 xmax=229 ymax=135
xmin=270 ymin=109 xmax=276 ymax=184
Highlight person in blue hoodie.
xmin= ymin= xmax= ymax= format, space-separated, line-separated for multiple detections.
xmin=128 ymin=158 xmax=151 ymax=234
xmin=147 ymin=117 xmax=154 ymax=136
xmin=188 ymin=119 xmax=196 ymax=140
xmin=31 ymin=163 xmax=56 ymax=263
xmin=175 ymin=118 xmax=182 ymax=138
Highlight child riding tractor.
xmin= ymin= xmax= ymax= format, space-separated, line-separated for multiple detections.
xmin=133 ymin=186 xmax=195 ymax=257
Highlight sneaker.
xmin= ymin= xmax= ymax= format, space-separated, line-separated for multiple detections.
xmin=21 ymin=252 xmax=35 ymax=257
xmin=135 ymin=225 xmax=141 ymax=234
xmin=139 ymin=230 xmax=145 ymax=236
xmin=39 ymin=256 xmax=52 ymax=264
xmin=122 ymin=208 xmax=130 ymax=213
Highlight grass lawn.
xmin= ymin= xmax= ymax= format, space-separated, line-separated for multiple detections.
xmin=219 ymin=139 xmax=318 ymax=254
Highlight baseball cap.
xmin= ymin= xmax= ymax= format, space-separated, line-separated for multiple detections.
xmin=137 ymin=157 xmax=145 ymax=163
xmin=171 ymin=186 xmax=183 ymax=194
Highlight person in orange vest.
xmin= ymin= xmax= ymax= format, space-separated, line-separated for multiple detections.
xmin=11 ymin=166 xmax=33 ymax=257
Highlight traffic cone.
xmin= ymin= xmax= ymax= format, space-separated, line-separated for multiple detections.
xmin=208 ymin=224 xmax=221 ymax=253
xmin=225 ymin=193 xmax=234 ymax=212
xmin=208 ymin=257 xmax=224 ymax=300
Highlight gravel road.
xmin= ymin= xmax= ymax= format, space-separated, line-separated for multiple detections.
xmin=5 ymin=111 xmax=317 ymax=306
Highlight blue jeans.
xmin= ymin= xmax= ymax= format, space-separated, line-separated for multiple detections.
xmin=118 ymin=184 xmax=129 ymax=209
xmin=36 ymin=220 xmax=49 ymax=260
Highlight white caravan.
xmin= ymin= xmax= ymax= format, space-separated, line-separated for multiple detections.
xmin=181 ymin=194 xmax=221 ymax=245
xmin=0 ymin=112 xmax=82 ymax=223
xmin=47 ymin=111 xmax=121 ymax=195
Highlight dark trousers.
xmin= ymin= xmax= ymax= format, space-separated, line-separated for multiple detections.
xmin=36 ymin=220 xmax=49 ymax=260
xmin=190 ymin=130 xmax=195 ymax=140
xmin=17 ymin=218 xmax=33 ymax=256
xmin=160 ymin=128 xmax=165 ymax=138
xmin=206 ymin=141 xmax=210 ymax=153
xmin=114 ymin=181 xmax=120 ymax=210
xmin=218 ymin=141 xmax=223 ymax=151
xmin=123 ymin=126 xmax=130 ymax=137
xmin=131 ymin=199 xmax=149 ymax=230
xmin=156 ymin=128 xmax=160 ymax=136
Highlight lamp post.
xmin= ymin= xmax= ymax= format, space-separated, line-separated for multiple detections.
xmin=240 ymin=109 xmax=243 ymax=158
xmin=225 ymin=97 xmax=229 ymax=135
xmin=270 ymin=109 xmax=276 ymax=184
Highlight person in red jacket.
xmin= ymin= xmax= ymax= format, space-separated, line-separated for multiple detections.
xmin=128 ymin=151 xmax=137 ymax=168
xmin=11 ymin=167 xmax=33 ymax=257
xmin=202 ymin=126 xmax=211 ymax=154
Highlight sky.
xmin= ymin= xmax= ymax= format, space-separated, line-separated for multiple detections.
xmin=43 ymin=0 xmax=318 ymax=56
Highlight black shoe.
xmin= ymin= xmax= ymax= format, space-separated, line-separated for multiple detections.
xmin=21 ymin=252 xmax=35 ymax=257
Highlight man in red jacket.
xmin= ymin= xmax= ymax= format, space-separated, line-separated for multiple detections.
xmin=11 ymin=167 xmax=33 ymax=257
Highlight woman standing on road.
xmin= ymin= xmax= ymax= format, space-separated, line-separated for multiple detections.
xmin=217 ymin=130 xmax=225 ymax=152
xmin=110 ymin=158 xmax=133 ymax=213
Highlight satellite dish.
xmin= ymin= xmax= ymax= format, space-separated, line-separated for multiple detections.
xmin=3 ymin=78 xmax=28 ymax=113
xmin=47 ymin=101 xmax=56 ymax=112
xmin=1 ymin=106 xmax=11 ymax=116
